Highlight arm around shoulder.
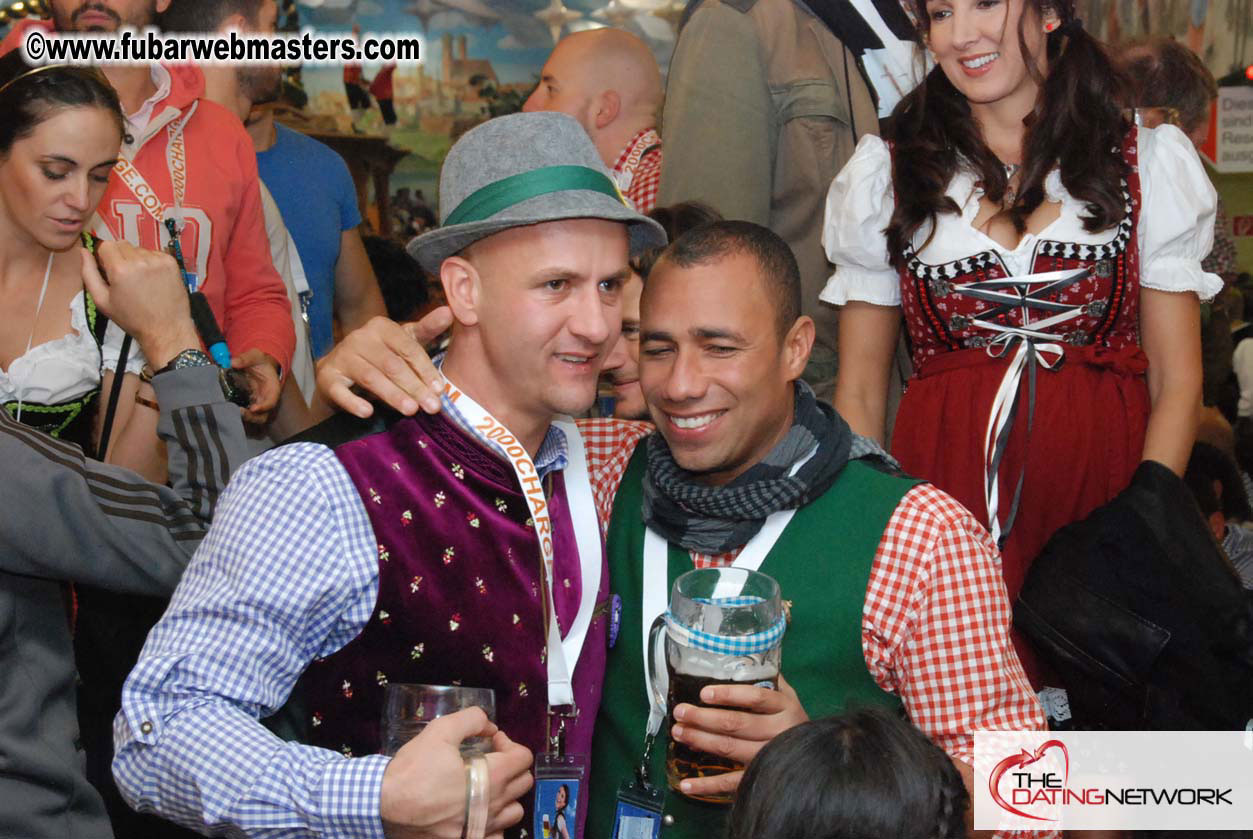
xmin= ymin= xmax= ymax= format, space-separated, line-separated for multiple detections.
xmin=0 ymin=243 xmax=250 ymax=590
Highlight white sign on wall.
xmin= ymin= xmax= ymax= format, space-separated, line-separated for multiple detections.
xmin=1201 ymin=86 xmax=1253 ymax=173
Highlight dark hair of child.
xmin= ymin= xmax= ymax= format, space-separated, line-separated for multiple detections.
xmin=727 ymin=707 xmax=968 ymax=839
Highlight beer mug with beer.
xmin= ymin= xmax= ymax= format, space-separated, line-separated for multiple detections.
xmin=647 ymin=567 xmax=786 ymax=804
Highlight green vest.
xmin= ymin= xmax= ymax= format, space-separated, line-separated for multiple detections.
xmin=589 ymin=447 xmax=919 ymax=839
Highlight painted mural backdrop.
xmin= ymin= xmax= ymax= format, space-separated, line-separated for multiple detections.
xmin=1076 ymin=0 xmax=1252 ymax=79
xmin=294 ymin=0 xmax=685 ymax=208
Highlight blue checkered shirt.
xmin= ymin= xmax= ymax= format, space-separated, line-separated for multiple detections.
xmin=112 ymin=392 xmax=569 ymax=837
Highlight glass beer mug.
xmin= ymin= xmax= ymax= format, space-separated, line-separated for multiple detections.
xmin=647 ymin=567 xmax=786 ymax=804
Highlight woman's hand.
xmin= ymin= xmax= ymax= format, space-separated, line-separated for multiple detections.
xmin=79 ymin=242 xmax=198 ymax=369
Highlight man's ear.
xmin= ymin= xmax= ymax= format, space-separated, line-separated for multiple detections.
xmin=782 ymin=315 xmax=815 ymax=381
xmin=215 ymin=12 xmax=250 ymax=33
xmin=155 ymin=0 xmax=173 ymax=14
xmin=594 ymin=90 xmax=620 ymax=130
xmin=440 ymin=255 xmax=481 ymax=327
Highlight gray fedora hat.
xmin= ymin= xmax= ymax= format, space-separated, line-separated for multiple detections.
xmin=407 ymin=111 xmax=667 ymax=274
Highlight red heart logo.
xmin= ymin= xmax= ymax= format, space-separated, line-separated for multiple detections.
xmin=988 ymin=739 xmax=1069 ymax=822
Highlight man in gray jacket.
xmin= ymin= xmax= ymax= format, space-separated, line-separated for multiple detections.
xmin=656 ymin=0 xmax=883 ymax=400
xmin=0 ymin=241 xmax=249 ymax=839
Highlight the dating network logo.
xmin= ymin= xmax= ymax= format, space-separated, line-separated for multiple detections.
xmin=976 ymin=731 xmax=1247 ymax=831
xmin=987 ymin=736 xmax=1233 ymax=824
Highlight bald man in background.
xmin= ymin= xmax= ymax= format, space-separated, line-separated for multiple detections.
xmin=523 ymin=28 xmax=663 ymax=212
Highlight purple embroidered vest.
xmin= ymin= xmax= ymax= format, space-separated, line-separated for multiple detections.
xmin=297 ymin=410 xmax=608 ymax=838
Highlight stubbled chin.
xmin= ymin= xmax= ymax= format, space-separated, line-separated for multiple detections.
xmin=546 ymin=383 xmax=598 ymax=416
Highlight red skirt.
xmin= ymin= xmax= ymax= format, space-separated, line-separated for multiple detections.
xmin=891 ymin=344 xmax=1150 ymax=683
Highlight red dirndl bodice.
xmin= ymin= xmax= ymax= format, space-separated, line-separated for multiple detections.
xmin=890 ymin=136 xmax=1150 ymax=684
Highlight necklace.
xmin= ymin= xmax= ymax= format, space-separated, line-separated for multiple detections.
xmin=14 ymin=251 xmax=56 ymax=423
xmin=1002 ymin=162 xmax=1021 ymax=206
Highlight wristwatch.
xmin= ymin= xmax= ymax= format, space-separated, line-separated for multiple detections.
xmin=153 ymin=348 xmax=214 ymax=376
xmin=152 ymin=348 xmax=253 ymax=407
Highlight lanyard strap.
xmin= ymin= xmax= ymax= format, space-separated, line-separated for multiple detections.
xmin=14 ymin=252 xmax=56 ymax=424
xmin=613 ymin=129 xmax=659 ymax=195
xmin=442 ymin=378 xmax=601 ymax=709
xmin=110 ymin=104 xmax=197 ymax=278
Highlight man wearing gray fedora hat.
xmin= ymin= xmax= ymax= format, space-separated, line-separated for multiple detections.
xmin=112 ymin=110 xmax=666 ymax=839
xmin=311 ymin=219 xmax=1048 ymax=839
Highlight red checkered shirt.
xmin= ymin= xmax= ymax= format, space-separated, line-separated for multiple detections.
xmin=576 ymin=417 xmax=1053 ymax=838
xmin=612 ymin=128 xmax=663 ymax=214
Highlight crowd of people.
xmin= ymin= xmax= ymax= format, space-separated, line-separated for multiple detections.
xmin=1 ymin=0 xmax=1250 ymax=838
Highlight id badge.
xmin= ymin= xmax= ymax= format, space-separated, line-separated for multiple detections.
xmin=534 ymin=753 xmax=587 ymax=839
xmin=611 ymin=778 xmax=664 ymax=839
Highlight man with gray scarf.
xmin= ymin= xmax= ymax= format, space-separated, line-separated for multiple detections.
xmin=585 ymin=221 xmax=1046 ymax=839
xmin=315 ymin=220 xmax=1048 ymax=839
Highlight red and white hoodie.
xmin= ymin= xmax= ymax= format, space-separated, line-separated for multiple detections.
xmin=3 ymin=20 xmax=295 ymax=374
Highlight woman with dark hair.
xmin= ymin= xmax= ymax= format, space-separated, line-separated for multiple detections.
xmin=727 ymin=708 xmax=968 ymax=839
xmin=0 ymin=51 xmax=149 ymax=458
xmin=823 ymin=0 xmax=1218 ymax=679
xmin=553 ymin=782 xmax=572 ymax=839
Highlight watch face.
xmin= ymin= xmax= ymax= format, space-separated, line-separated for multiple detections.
xmin=173 ymin=350 xmax=213 ymax=368
xmin=157 ymin=349 xmax=214 ymax=378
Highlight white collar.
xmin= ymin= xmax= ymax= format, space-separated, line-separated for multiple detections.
xmin=125 ymin=64 xmax=172 ymax=139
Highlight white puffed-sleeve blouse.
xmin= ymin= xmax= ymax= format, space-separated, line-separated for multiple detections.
xmin=819 ymin=124 xmax=1223 ymax=307
xmin=0 ymin=291 xmax=147 ymax=406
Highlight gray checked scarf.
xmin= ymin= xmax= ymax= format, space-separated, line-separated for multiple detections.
xmin=641 ymin=380 xmax=889 ymax=554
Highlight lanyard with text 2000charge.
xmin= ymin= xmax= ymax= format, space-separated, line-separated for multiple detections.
xmin=443 ymin=378 xmax=602 ymax=728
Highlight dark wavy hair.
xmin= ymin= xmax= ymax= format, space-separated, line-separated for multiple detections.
xmin=0 ymin=52 xmax=124 ymax=156
xmin=727 ymin=708 xmax=968 ymax=839
xmin=886 ymin=0 xmax=1131 ymax=268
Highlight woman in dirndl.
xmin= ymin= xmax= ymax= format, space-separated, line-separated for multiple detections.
xmin=823 ymin=0 xmax=1219 ymax=682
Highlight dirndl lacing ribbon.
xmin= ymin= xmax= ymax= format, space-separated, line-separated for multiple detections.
xmin=663 ymin=596 xmax=787 ymax=656
xmin=950 ymin=267 xmax=1094 ymax=548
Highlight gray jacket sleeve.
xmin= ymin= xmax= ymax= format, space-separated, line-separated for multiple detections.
xmin=657 ymin=1 xmax=774 ymax=223
xmin=0 ymin=365 xmax=249 ymax=595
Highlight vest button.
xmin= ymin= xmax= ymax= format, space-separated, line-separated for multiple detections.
xmin=663 ymin=814 xmax=675 ymax=827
